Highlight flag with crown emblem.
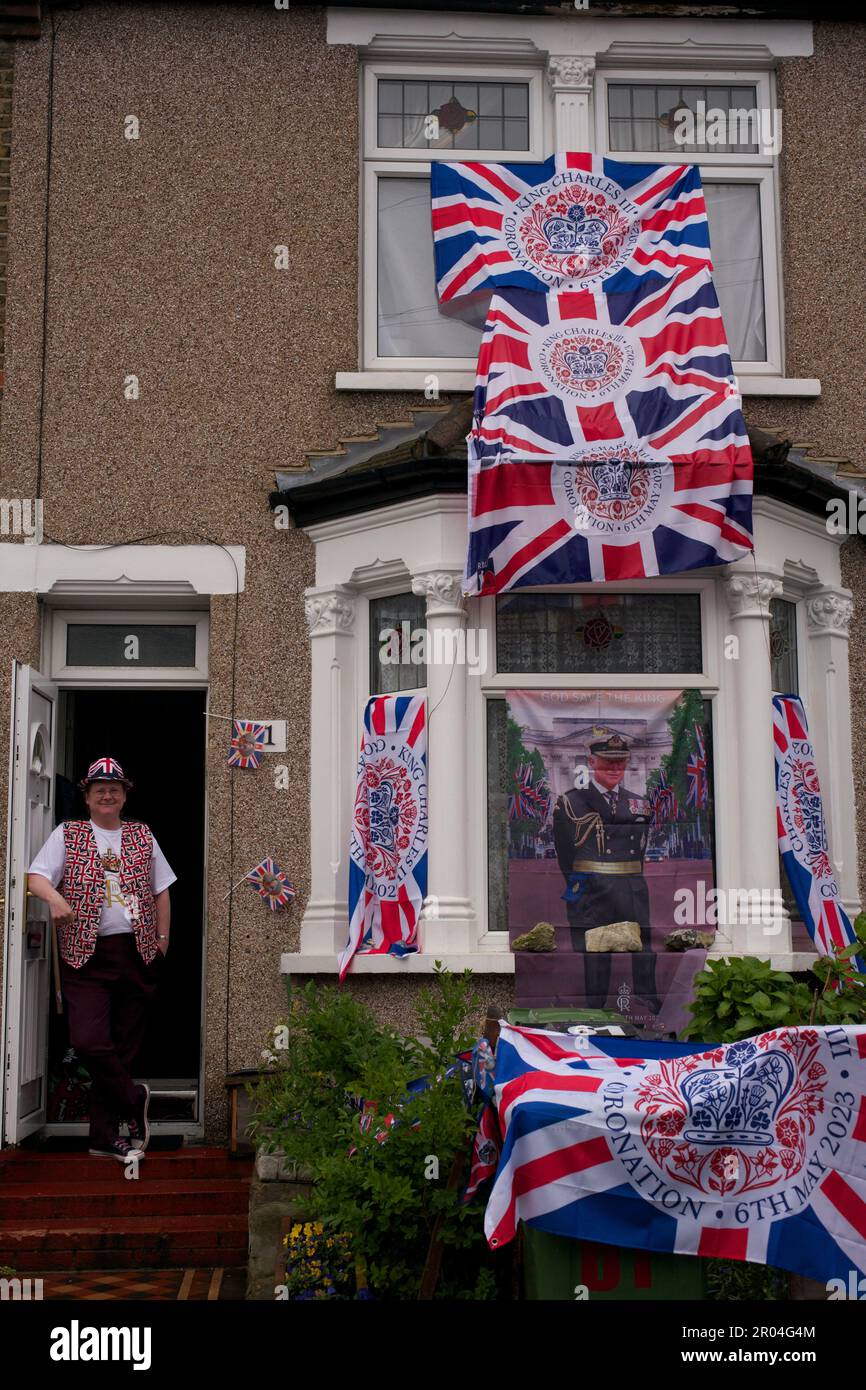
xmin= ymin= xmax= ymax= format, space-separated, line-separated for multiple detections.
xmin=245 ymin=857 xmax=295 ymax=911
xmin=773 ymin=694 xmax=863 ymax=972
xmin=431 ymin=154 xmax=713 ymax=301
xmin=228 ymin=719 xmax=267 ymax=770
xmin=480 ymin=1021 xmax=866 ymax=1285
xmin=340 ymin=694 xmax=428 ymax=980
xmin=431 ymin=153 xmax=753 ymax=593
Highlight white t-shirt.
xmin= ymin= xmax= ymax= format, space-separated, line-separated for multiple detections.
xmin=29 ymin=820 xmax=177 ymax=936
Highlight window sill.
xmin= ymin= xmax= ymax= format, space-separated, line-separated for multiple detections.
xmin=280 ymin=950 xmax=515 ymax=975
xmin=336 ymin=371 xmax=821 ymax=398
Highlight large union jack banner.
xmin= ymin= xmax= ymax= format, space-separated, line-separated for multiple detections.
xmin=431 ymin=154 xmax=712 ymax=299
xmin=483 ymin=1022 xmax=866 ymax=1285
xmin=773 ymin=694 xmax=863 ymax=971
xmin=339 ymin=694 xmax=428 ymax=980
xmin=465 ymin=273 xmax=752 ymax=591
xmin=430 ymin=153 xmax=754 ymax=592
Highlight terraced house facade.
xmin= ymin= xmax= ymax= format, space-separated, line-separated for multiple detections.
xmin=0 ymin=1 xmax=863 ymax=1148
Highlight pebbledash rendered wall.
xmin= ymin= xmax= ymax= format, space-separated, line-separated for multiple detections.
xmin=0 ymin=6 xmax=864 ymax=1139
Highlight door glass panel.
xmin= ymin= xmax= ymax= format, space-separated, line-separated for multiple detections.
xmin=66 ymin=624 xmax=197 ymax=667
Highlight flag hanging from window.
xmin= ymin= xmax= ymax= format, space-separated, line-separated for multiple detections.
xmin=431 ymin=154 xmax=713 ymax=301
xmin=431 ymin=153 xmax=753 ymax=593
xmin=773 ymin=694 xmax=863 ymax=972
xmin=481 ymin=1022 xmax=866 ymax=1288
xmin=340 ymin=693 xmax=428 ymax=980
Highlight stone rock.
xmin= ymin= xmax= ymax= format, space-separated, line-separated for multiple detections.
xmin=512 ymin=921 xmax=556 ymax=952
xmin=585 ymin=921 xmax=642 ymax=953
xmin=664 ymin=928 xmax=714 ymax=951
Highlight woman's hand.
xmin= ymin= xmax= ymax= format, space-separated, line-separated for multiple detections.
xmin=50 ymin=895 xmax=75 ymax=927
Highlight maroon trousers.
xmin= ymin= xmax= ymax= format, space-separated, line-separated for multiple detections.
xmin=59 ymin=933 xmax=163 ymax=1147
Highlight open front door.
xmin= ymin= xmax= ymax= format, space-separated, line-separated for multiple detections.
xmin=2 ymin=663 xmax=58 ymax=1145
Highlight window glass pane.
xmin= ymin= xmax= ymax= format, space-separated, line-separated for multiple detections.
xmin=770 ymin=598 xmax=799 ymax=695
xmin=607 ymin=82 xmax=758 ymax=154
xmin=377 ymin=178 xmax=484 ymax=358
xmin=496 ymin=593 xmax=703 ymax=675
xmin=486 ymin=698 xmax=509 ymax=932
xmin=503 ymin=84 xmax=528 ymax=118
xmin=370 ymin=593 xmax=427 ymax=695
xmin=486 ymin=694 xmax=718 ymax=936
xmin=705 ymin=183 xmax=766 ymax=361
xmin=478 ymin=85 xmax=502 ymax=116
xmin=66 ymin=624 xmax=196 ymax=667
xmin=376 ymin=78 xmax=529 ymax=150
xmin=378 ymin=80 xmax=403 ymax=114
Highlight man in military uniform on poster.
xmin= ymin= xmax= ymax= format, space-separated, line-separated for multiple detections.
xmin=553 ymin=731 xmax=660 ymax=1012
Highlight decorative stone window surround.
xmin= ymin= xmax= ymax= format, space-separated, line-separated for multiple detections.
xmin=284 ymin=493 xmax=858 ymax=977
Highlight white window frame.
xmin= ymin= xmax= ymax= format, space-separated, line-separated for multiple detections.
xmin=366 ymin=587 xmax=427 ymax=699
xmin=361 ymin=60 xmax=548 ymax=373
xmin=473 ymin=577 xmax=722 ymax=945
xmin=47 ymin=610 xmax=209 ymax=685
xmin=594 ymin=67 xmax=784 ymax=378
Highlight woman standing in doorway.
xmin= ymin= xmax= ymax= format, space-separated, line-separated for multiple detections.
xmin=27 ymin=757 xmax=176 ymax=1163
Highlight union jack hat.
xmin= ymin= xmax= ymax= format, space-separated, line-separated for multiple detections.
xmin=79 ymin=756 xmax=133 ymax=790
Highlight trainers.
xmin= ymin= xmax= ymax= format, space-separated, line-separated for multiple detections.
xmin=126 ymin=1083 xmax=151 ymax=1152
xmin=89 ymin=1137 xmax=143 ymax=1163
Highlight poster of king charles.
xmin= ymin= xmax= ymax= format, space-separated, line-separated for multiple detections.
xmin=498 ymin=688 xmax=715 ymax=1033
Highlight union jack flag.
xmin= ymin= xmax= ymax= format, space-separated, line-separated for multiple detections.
xmin=481 ymin=1022 xmax=866 ymax=1286
xmin=464 ymin=271 xmax=752 ymax=592
xmin=228 ymin=719 xmax=267 ymax=770
xmin=340 ymin=694 xmax=427 ymax=980
xmin=508 ymin=763 xmax=551 ymax=822
xmin=431 ymin=154 xmax=712 ymax=301
xmin=647 ymin=768 xmax=679 ymax=827
xmin=245 ymin=857 xmax=295 ymax=911
xmin=773 ymin=695 xmax=864 ymax=972
xmin=686 ymin=722 xmax=709 ymax=808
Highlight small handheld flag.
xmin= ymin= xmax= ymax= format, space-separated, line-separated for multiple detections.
xmin=245 ymin=857 xmax=295 ymax=911
xmin=228 ymin=720 xmax=267 ymax=770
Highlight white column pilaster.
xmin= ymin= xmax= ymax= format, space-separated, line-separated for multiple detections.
xmin=299 ymin=584 xmax=357 ymax=953
xmin=411 ymin=568 xmax=476 ymax=952
xmin=805 ymin=587 xmax=860 ymax=919
xmin=723 ymin=570 xmax=791 ymax=953
xmin=547 ymin=55 xmax=596 ymax=149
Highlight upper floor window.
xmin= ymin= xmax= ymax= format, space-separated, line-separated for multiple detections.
xmin=597 ymin=71 xmax=782 ymax=373
xmin=363 ymin=62 xmax=547 ymax=371
xmin=363 ymin=62 xmax=782 ymax=376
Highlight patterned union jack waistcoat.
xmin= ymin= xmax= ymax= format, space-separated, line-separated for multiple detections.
xmin=59 ymin=820 xmax=156 ymax=968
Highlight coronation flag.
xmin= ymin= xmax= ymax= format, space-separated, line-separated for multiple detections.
xmin=431 ymin=152 xmax=753 ymax=593
xmin=465 ymin=272 xmax=752 ymax=591
xmin=431 ymin=154 xmax=713 ymax=301
xmin=482 ymin=1022 xmax=866 ymax=1286
xmin=773 ymin=694 xmax=864 ymax=972
xmin=339 ymin=694 xmax=428 ymax=980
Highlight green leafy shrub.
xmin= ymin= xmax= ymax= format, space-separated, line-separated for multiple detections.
xmin=682 ymin=912 xmax=866 ymax=1042
xmin=249 ymin=965 xmax=507 ymax=1300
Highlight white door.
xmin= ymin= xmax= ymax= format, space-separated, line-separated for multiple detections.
xmin=1 ymin=663 xmax=58 ymax=1144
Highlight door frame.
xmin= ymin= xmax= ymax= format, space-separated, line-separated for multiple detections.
xmin=36 ymin=604 xmax=212 ymax=1141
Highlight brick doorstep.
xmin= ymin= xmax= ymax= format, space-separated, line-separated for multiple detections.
xmin=0 ymin=1179 xmax=250 ymax=1221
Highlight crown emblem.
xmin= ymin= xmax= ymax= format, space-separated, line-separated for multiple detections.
xmin=680 ymin=1045 xmax=795 ymax=1146
xmin=588 ymin=460 xmax=636 ymax=504
xmin=563 ymin=343 xmax=611 ymax=379
xmin=541 ymin=203 xmax=609 ymax=256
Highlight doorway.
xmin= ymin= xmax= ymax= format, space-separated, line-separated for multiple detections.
xmin=45 ymin=688 xmax=207 ymax=1131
